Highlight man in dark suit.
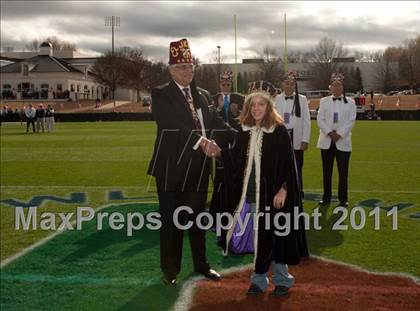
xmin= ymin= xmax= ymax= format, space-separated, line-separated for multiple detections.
xmin=148 ymin=38 xmax=235 ymax=285
xmin=209 ymin=71 xmax=244 ymax=248
xmin=212 ymin=70 xmax=244 ymax=130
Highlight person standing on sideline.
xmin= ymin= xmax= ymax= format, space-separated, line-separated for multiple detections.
xmin=275 ymin=71 xmax=311 ymax=199
xmin=45 ymin=104 xmax=55 ymax=132
xmin=209 ymin=70 xmax=245 ymax=249
xmin=25 ymin=104 xmax=36 ymax=133
xmin=317 ymin=73 xmax=356 ymax=207
xmin=35 ymin=104 xmax=46 ymax=132
xmin=147 ymin=38 xmax=236 ymax=286
xmin=212 ymin=70 xmax=244 ymax=130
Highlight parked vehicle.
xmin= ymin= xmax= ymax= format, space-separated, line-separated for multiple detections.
xmin=310 ymin=109 xmax=318 ymax=120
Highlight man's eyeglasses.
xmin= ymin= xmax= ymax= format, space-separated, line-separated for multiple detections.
xmin=221 ymin=83 xmax=231 ymax=87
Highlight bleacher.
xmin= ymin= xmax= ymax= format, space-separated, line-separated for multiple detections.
xmin=307 ymin=95 xmax=419 ymax=111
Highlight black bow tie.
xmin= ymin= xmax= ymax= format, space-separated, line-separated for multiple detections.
xmin=333 ymin=97 xmax=342 ymax=101
xmin=285 ymin=95 xmax=294 ymax=100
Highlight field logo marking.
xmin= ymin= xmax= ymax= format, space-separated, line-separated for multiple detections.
xmin=1 ymin=202 xmax=157 ymax=268
xmin=0 ymin=193 xmax=86 ymax=208
xmin=108 ymin=191 xmax=157 ymax=201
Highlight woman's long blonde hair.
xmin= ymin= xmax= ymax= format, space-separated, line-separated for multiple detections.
xmin=239 ymin=92 xmax=283 ymax=128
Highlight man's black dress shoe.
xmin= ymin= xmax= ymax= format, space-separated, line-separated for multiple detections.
xmin=162 ymin=275 xmax=177 ymax=286
xmin=318 ymin=199 xmax=331 ymax=205
xmin=338 ymin=201 xmax=349 ymax=207
xmin=196 ymin=269 xmax=221 ymax=281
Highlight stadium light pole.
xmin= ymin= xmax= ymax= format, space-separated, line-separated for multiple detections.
xmin=217 ymin=45 xmax=221 ymax=86
xmin=105 ymin=16 xmax=120 ymax=54
xmin=105 ymin=16 xmax=120 ymax=107
xmin=233 ymin=14 xmax=238 ymax=93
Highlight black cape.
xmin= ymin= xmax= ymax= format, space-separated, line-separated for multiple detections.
xmin=217 ymin=124 xmax=309 ymax=270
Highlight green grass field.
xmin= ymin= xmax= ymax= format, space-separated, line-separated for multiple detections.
xmin=1 ymin=121 xmax=419 ymax=310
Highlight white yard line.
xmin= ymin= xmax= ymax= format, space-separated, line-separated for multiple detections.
xmin=305 ymin=189 xmax=420 ymax=194
xmin=0 ymin=185 xmax=152 ymax=190
xmin=1 ymin=185 xmax=419 ymax=194
xmin=0 ymin=203 xmax=150 ymax=268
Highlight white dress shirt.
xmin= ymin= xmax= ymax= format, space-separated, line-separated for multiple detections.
xmin=25 ymin=107 xmax=36 ymax=118
xmin=316 ymin=95 xmax=357 ymax=152
xmin=275 ymin=92 xmax=311 ymax=150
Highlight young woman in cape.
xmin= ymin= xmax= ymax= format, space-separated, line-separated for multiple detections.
xmin=218 ymin=85 xmax=309 ymax=297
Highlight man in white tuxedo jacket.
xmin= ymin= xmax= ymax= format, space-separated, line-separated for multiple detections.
xmin=275 ymin=71 xmax=311 ymax=198
xmin=316 ymin=73 xmax=356 ymax=207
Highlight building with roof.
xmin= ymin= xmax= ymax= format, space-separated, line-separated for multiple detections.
xmin=0 ymin=42 xmax=139 ymax=102
xmin=0 ymin=42 xmax=108 ymax=101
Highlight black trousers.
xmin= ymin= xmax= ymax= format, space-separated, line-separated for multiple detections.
xmin=26 ymin=118 xmax=35 ymax=132
xmin=321 ymin=142 xmax=351 ymax=203
xmin=157 ymin=186 xmax=210 ymax=277
xmin=294 ymin=149 xmax=304 ymax=197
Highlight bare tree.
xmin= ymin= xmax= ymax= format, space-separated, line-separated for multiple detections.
xmin=45 ymin=36 xmax=77 ymax=51
xmin=92 ymin=49 xmax=127 ymax=100
xmin=288 ymin=50 xmax=311 ymax=63
xmin=353 ymin=50 xmax=367 ymax=62
xmin=373 ymin=48 xmax=399 ymax=93
xmin=308 ymin=37 xmax=348 ymax=89
xmin=399 ymin=35 xmax=420 ymax=89
xmin=194 ymin=64 xmax=218 ymax=94
xmin=119 ymin=47 xmax=148 ymax=102
xmin=366 ymin=50 xmax=383 ymax=62
xmin=25 ymin=39 xmax=40 ymax=52
xmin=258 ymin=46 xmax=283 ymax=86
xmin=143 ymin=61 xmax=170 ymax=91
xmin=25 ymin=36 xmax=76 ymax=52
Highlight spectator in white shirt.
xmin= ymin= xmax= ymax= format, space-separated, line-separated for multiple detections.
xmin=25 ymin=104 xmax=36 ymax=133
xmin=275 ymin=71 xmax=311 ymax=199
xmin=316 ymin=73 xmax=357 ymax=207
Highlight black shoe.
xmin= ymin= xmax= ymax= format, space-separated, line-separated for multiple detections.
xmin=162 ymin=274 xmax=177 ymax=286
xmin=318 ymin=199 xmax=331 ymax=205
xmin=197 ymin=269 xmax=221 ymax=281
xmin=338 ymin=201 xmax=349 ymax=207
xmin=271 ymin=285 xmax=289 ymax=297
xmin=246 ymin=283 xmax=264 ymax=295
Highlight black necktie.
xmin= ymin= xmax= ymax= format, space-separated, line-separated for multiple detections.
xmin=285 ymin=95 xmax=294 ymax=100
xmin=333 ymin=97 xmax=341 ymax=101
xmin=183 ymin=87 xmax=201 ymax=130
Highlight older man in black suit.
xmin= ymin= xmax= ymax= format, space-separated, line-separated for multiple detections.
xmin=212 ymin=70 xmax=244 ymax=130
xmin=148 ymin=38 xmax=235 ymax=285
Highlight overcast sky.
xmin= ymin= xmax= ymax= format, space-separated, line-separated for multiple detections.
xmin=1 ymin=1 xmax=419 ymax=63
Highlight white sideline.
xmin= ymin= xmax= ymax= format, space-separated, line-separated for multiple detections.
xmin=173 ymin=264 xmax=253 ymax=311
xmin=1 ymin=203 xmax=124 ymax=268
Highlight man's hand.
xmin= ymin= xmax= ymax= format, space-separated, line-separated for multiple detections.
xmin=273 ymin=187 xmax=287 ymax=209
xmin=328 ymin=131 xmax=341 ymax=143
xmin=333 ymin=132 xmax=342 ymax=141
xmin=300 ymin=142 xmax=309 ymax=151
xmin=200 ymin=138 xmax=221 ymax=157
